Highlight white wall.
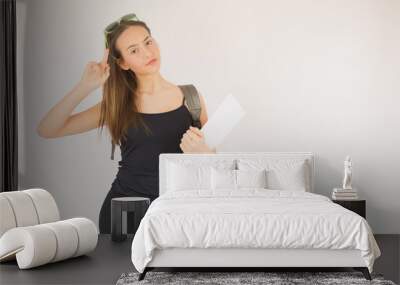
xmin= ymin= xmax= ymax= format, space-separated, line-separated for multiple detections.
xmin=17 ymin=0 xmax=400 ymax=234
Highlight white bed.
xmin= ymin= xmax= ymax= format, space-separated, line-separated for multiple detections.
xmin=130 ymin=152 xmax=381 ymax=281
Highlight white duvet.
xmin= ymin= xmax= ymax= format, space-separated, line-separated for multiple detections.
xmin=131 ymin=189 xmax=381 ymax=273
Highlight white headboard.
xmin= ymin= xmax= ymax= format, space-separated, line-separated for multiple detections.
xmin=159 ymin=152 xmax=315 ymax=195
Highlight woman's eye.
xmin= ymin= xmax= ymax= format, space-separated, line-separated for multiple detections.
xmin=146 ymin=40 xmax=152 ymax=45
xmin=130 ymin=49 xmax=137 ymax=54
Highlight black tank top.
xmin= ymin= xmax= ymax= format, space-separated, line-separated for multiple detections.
xmin=114 ymin=86 xmax=193 ymax=197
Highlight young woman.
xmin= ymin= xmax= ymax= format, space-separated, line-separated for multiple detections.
xmin=37 ymin=13 xmax=215 ymax=234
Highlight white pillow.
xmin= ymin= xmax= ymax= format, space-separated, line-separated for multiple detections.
xmin=211 ymin=168 xmax=268 ymax=190
xmin=166 ymin=162 xmax=212 ymax=191
xmin=166 ymin=159 xmax=236 ymax=192
xmin=237 ymin=159 xmax=309 ymax=191
xmin=266 ymin=163 xmax=307 ymax=191
xmin=211 ymin=167 xmax=237 ymax=190
xmin=236 ymin=169 xmax=268 ymax=188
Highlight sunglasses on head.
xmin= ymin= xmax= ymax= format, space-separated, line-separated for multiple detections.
xmin=104 ymin=13 xmax=139 ymax=48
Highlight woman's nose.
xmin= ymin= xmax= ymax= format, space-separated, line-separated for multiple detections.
xmin=143 ymin=47 xmax=153 ymax=58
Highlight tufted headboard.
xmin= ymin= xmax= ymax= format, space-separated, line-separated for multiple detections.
xmin=159 ymin=152 xmax=314 ymax=195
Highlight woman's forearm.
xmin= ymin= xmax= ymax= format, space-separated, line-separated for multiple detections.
xmin=204 ymin=146 xmax=217 ymax=154
xmin=36 ymin=81 xmax=92 ymax=138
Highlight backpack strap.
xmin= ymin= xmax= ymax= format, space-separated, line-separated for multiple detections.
xmin=180 ymin=84 xmax=202 ymax=128
xmin=111 ymin=142 xmax=115 ymax=160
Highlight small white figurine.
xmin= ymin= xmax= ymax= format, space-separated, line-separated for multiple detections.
xmin=342 ymin=155 xmax=353 ymax=190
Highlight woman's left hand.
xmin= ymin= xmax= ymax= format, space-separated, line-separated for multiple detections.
xmin=180 ymin=126 xmax=215 ymax=153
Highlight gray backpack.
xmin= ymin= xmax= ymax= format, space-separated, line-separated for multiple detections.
xmin=110 ymin=84 xmax=202 ymax=160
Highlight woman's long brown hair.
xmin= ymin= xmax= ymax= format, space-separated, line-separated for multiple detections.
xmin=98 ymin=21 xmax=153 ymax=158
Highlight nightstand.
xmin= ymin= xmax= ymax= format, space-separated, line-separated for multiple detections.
xmin=332 ymin=199 xmax=366 ymax=219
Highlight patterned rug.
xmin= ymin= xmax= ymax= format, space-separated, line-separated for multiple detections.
xmin=116 ymin=271 xmax=397 ymax=285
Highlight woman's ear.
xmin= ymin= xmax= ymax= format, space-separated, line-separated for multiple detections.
xmin=119 ymin=63 xmax=130 ymax=71
xmin=117 ymin=58 xmax=129 ymax=70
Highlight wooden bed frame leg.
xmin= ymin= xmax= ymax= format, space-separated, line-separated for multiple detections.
xmin=138 ymin=267 xmax=148 ymax=281
xmin=354 ymin=267 xmax=372 ymax=280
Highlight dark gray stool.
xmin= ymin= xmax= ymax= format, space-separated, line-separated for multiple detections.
xmin=111 ymin=197 xmax=150 ymax=242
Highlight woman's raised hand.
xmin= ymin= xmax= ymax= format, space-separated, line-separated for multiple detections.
xmin=79 ymin=48 xmax=111 ymax=92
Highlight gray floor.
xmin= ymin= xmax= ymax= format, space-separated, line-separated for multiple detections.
xmin=0 ymin=234 xmax=398 ymax=285
xmin=0 ymin=234 xmax=135 ymax=285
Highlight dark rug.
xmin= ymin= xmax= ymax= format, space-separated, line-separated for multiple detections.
xmin=116 ymin=271 xmax=397 ymax=285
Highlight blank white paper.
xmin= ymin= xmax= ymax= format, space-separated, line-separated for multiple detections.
xmin=201 ymin=93 xmax=246 ymax=149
